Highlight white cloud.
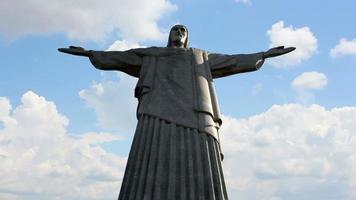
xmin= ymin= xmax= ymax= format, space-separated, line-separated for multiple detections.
xmin=1 ymin=72 xmax=352 ymax=200
xmin=0 ymin=91 xmax=127 ymax=200
xmin=267 ymin=21 xmax=318 ymax=67
xmin=220 ymin=104 xmax=356 ymax=199
xmin=79 ymin=132 xmax=123 ymax=145
xmin=292 ymin=71 xmax=328 ymax=90
xmin=0 ymin=97 xmax=11 ymax=118
xmin=107 ymin=40 xmax=144 ymax=51
xmin=291 ymin=71 xmax=328 ymax=104
xmin=0 ymin=0 xmax=177 ymax=42
xmin=0 ymin=97 xmax=16 ymax=127
xmin=235 ymin=0 xmax=252 ymax=5
xmin=79 ymin=73 xmax=137 ymax=135
xmin=330 ymin=38 xmax=356 ymax=58
xmin=3 ymin=90 xmax=356 ymax=199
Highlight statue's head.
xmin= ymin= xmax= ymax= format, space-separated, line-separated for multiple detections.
xmin=167 ymin=24 xmax=188 ymax=48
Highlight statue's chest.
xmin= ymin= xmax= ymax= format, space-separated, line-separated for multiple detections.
xmin=156 ymin=52 xmax=195 ymax=83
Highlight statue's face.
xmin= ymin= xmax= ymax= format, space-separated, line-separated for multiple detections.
xmin=169 ymin=25 xmax=187 ymax=47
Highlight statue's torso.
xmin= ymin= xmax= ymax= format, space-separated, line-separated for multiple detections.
xmin=135 ymin=48 xmax=221 ymax=139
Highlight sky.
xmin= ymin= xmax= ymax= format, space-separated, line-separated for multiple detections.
xmin=0 ymin=0 xmax=356 ymax=199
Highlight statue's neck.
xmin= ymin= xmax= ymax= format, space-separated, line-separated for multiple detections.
xmin=170 ymin=40 xmax=185 ymax=48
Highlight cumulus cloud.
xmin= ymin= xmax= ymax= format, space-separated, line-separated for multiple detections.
xmin=330 ymin=38 xmax=356 ymax=58
xmin=292 ymin=71 xmax=328 ymax=90
xmin=0 ymin=97 xmax=15 ymax=127
xmin=291 ymin=71 xmax=328 ymax=104
xmin=79 ymin=73 xmax=138 ymax=134
xmin=267 ymin=21 xmax=318 ymax=67
xmin=3 ymin=91 xmax=356 ymax=199
xmin=107 ymin=40 xmax=144 ymax=51
xmin=220 ymin=104 xmax=356 ymax=200
xmin=0 ymin=91 xmax=127 ymax=200
xmin=0 ymin=0 xmax=177 ymax=42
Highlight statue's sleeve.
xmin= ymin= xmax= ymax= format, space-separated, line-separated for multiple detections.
xmin=208 ymin=52 xmax=264 ymax=78
xmin=89 ymin=50 xmax=142 ymax=78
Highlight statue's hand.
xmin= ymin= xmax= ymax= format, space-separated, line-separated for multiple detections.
xmin=263 ymin=46 xmax=296 ymax=59
xmin=58 ymin=46 xmax=92 ymax=57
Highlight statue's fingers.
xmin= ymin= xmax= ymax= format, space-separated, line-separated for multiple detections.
xmin=283 ymin=47 xmax=296 ymax=53
xmin=69 ymin=46 xmax=85 ymax=50
xmin=58 ymin=47 xmax=91 ymax=57
xmin=58 ymin=48 xmax=81 ymax=55
xmin=58 ymin=48 xmax=70 ymax=53
xmin=276 ymin=47 xmax=296 ymax=56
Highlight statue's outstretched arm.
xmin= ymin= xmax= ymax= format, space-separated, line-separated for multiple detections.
xmin=209 ymin=46 xmax=295 ymax=78
xmin=58 ymin=46 xmax=142 ymax=78
xmin=209 ymin=52 xmax=265 ymax=78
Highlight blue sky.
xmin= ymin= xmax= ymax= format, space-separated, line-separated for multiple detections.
xmin=0 ymin=0 xmax=356 ymax=199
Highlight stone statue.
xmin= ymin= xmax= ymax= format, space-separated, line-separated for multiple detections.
xmin=59 ymin=24 xmax=295 ymax=200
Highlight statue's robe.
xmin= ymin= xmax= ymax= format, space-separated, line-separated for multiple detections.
xmin=89 ymin=47 xmax=264 ymax=200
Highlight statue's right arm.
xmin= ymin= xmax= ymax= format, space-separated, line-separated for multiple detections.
xmin=89 ymin=51 xmax=142 ymax=77
xmin=58 ymin=46 xmax=142 ymax=78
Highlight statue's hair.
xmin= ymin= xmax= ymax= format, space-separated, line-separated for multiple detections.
xmin=167 ymin=24 xmax=189 ymax=48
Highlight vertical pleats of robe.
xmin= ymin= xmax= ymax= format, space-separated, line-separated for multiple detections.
xmin=118 ymin=114 xmax=228 ymax=200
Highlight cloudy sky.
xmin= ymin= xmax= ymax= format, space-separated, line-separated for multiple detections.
xmin=0 ymin=0 xmax=356 ymax=199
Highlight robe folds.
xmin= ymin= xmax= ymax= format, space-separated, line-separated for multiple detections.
xmin=89 ymin=47 xmax=264 ymax=200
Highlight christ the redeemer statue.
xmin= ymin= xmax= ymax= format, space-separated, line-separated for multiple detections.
xmin=59 ymin=24 xmax=295 ymax=200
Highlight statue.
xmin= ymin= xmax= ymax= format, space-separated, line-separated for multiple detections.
xmin=59 ymin=24 xmax=295 ymax=200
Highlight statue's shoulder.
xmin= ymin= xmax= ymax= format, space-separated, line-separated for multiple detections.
xmin=128 ymin=46 xmax=172 ymax=56
xmin=190 ymin=47 xmax=209 ymax=55
xmin=190 ymin=47 xmax=204 ymax=51
xmin=129 ymin=47 xmax=202 ymax=57
xmin=128 ymin=46 xmax=158 ymax=55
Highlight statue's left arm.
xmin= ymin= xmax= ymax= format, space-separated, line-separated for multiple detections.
xmin=208 ymin=46 xmax=295 ymax=78
xmin=208 ymin=52 xmax=264 ymax=78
